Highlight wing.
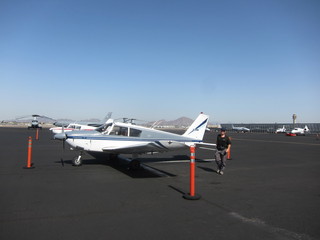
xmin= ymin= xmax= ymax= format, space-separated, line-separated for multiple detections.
xmin=196 ymin=142 xmax=216 ymax=151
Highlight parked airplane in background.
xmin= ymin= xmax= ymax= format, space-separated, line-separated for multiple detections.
xmin=28 ymin=115 xmax=42 ymax=129
xmin=290 ymin=125 xmax=310 ymax=135
xmin=232 ymin=125 xmax=250 ymax=133
xmin=53 ymin=112 xmax=112 ymax=127
xmin=14 ymin=114 xmax=55 ymax=129
xmin=275 ymin=125 xmax=286 ymax=133
xmin=54 ymin=113 xmax=215 ymax=168
xmin=50 ymin=113 xmax=112 ymax=134
xmin=50 ymin=123 xmax=100 ymax=134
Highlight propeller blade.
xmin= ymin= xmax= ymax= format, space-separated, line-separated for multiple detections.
xmin=60 ymin=157 xmax=65 ymax=167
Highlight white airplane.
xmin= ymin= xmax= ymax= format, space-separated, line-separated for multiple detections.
xmin=275 ymin=125 xmax=286 ymax=133
xmin=28 ymin=116 xmax=42 ymax=129
xmin=232 ymin=125 xmax=250 ymax=133
xmin=53 ymin=112 xmax=112 ymax=127
xmin=50 ymin=123 xmax=98 ymax=134
xmin=54 ymin=113 xmax=215 ymax=168
xmin=16 ymin=114 xmax=44 ymax=129
xmin=50 ymin=112 xmax=113 ymax=134
xmin=290 ymin=125 xmax=310 ymax=135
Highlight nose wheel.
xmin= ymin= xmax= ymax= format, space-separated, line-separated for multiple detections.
xmin=72 ymin=152 xmax=83 ymax=166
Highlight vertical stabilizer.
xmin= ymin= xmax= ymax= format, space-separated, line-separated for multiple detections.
xmin=102 ymin=112 xmax=112 ymax=123
xmin=183 ymin=113 xmax=209 ymax=140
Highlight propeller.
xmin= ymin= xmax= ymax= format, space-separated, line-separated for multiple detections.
xmin=62 ymin=125 xmax=66 ymax=151
xmin=53 ymin=125 xmax=67 ymax=166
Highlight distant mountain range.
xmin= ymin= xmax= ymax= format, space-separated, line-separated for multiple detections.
xmin=146 ymin=117 xmax=194 ymax=127
xmin=6 ymin=116 xmax=195 ymax=127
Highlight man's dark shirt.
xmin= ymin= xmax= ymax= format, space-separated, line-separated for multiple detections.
xmin=216 ymin=134 xmax=231 ymax=150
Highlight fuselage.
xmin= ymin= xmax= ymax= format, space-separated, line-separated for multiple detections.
xmin=54 ymin=113 xmax=211 ymax=158
xmin=64 ymin=123 xmax=201 ymax=154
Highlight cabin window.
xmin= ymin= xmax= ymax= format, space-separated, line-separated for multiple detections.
xmin=129 ymin=128 xmax=142 ymax=137
xmin=110 ymin=126 xmax=128 ymax=136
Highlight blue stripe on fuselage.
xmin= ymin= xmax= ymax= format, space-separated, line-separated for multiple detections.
xmin=67 ymin=135 xmax=201 ymax=143
xmin=188 ymin=118 xmax=208 ymax=134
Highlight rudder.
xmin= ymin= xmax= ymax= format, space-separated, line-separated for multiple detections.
xmin=183 ymin=113 xmax=209 ymax=140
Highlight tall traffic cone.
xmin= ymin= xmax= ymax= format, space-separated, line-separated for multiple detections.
xmin=183 ymin=145 xmax=201 ymax=200
xmin=36 ymin=128 xmax=39 ymax=140
xmin=23 ymin=136 xmax=35 ymax=169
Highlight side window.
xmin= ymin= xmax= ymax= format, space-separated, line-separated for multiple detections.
xmin=119 ymin=127 xmax=128 ymax=136
xmin=110 ymin=126 xmax=128 ymax=136
xmin=129 ymin=128 xmax=142 ymax=137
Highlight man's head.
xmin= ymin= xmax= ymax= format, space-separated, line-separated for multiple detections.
xmin=220 ymin=128 xmax=226 ymax=134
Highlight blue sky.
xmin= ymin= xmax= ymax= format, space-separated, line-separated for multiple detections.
xmin=1 ymin=0 xmax=319 ymax=123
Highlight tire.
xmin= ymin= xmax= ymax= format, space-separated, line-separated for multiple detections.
xmin=72 ymin=156 xmax=82 ymax=166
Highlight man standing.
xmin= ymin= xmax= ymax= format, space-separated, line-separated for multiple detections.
xmin=215 ymin=128 xmax=231 ymax=175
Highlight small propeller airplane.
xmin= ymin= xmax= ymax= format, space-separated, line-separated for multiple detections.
xmin=275 ymin=125 xmax=286 ymax=133
xmin=15 ymin=114 xmax=55 ymax=129
xmin=290 ymin=125 xmax=310 ymax=135
xmin=54 ymin=113 xmax=215 ymax=168
xmin=232 ymin=125 xmax=250 ymax=133
xmin=50 ymin=123 xmax=99 ymax=134
xmin=53 ymin=112 xmax=112 ymax=127
xmin=28 ymin=115 xmax=42 ymax=129
xmin=50 ymin=112 xmax=113 ymax=134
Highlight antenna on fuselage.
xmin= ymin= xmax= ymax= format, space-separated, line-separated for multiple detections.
xmin=122 ymin=118 xmax=136 ymax=124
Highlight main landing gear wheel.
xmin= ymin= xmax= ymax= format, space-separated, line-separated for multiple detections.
xmin=72 ymin=155 xmax=82 ymax=166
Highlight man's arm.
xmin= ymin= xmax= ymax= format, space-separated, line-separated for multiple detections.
xmin=226 ymin=137 xmax=231 ymax=153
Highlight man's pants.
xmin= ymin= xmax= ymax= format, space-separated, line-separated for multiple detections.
xmin=215 ymin=150 xmax=227 ymax=171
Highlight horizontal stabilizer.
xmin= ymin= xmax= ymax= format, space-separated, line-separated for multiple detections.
xmin=184 ymin=142 xmax=216 ymax=148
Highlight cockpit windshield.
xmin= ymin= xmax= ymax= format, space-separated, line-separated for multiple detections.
xmin=96 ymin=123 xmax=142 ymax=137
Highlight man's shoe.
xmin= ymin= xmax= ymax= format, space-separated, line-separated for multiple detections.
xmin=219 ymin=171 xmax=224 ymax=175
xmin=217 ymin=169 xmax=220 ymax=174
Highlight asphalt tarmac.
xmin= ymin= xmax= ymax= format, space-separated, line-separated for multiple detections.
xmin=0 ymin=128 xmax=319 ymax=240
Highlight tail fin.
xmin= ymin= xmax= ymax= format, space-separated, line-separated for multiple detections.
xmin=102 ymin=112 xmax=112 ymax=123
xmin=183 ymin=113 xmax=209 ymax=140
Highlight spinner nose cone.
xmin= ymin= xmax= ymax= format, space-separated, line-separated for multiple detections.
xmin=54 ymin=133 xmax=67 ymax=140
